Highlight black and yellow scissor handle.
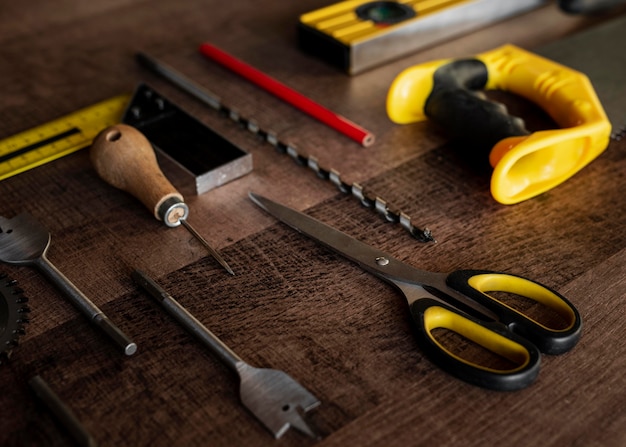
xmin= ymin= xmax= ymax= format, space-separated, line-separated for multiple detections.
xmin=387 ymin=44 xmax=611 ymax=205
xmin=408 ymin=270 xmax=582 ymax=391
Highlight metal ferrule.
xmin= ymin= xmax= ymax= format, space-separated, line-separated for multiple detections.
xmin=158 ymin=196 xmax=189 ymax=228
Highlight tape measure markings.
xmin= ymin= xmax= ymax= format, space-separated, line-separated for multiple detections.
xmin=0 ymin=128 xmax=81 ymax=164
xmin=0 ymin=95 xmax=129 ymax=180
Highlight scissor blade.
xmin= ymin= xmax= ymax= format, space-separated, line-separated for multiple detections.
xmin=249 ymin=193 xmax=498 ymax=321
xmin=249 ymin=193 xmax=433 ymax=284
xmin=251 ymin=192 xmax=383 ymax=260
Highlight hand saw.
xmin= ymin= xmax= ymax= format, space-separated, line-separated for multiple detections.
xmin=386 ymin=15 xmax=626 ymax=205
xmin=0 ymin=95 xmax=129 ymax=181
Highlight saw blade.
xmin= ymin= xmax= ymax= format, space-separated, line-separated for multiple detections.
xmin=536 ymin=15 xmax=626 ymax=140
xmin=0 ymin=272 xmax=29 ymax=364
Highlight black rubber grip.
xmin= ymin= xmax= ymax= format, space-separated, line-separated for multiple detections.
xmin=558 ymin=0 xmax=626 ymax=14
xmin=424 ymin=59 xmax=529 ymax=156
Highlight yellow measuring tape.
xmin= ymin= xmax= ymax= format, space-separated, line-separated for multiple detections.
xmin=0 ymin=95 xmax=129 ymax=181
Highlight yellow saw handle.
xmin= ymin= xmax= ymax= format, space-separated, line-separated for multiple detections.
xmin=387 ymin=44 xmax=611 ymax=204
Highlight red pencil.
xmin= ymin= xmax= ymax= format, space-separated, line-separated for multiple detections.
xmin=199 ymin=43 xmax=375 ymax=147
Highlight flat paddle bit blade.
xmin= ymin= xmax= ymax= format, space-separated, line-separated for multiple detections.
xmin=0 ymin=213 xmax=51 ymax=265
xmin=237 ymin=363 xmax=321 ymax=439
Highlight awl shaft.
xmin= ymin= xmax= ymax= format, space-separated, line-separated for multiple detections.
xmin=90 ymin=124 xmax=234 ymax=275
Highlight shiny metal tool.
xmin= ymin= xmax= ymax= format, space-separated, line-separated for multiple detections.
xmin=91 ymin=124 xmax=234 ymax=275
xmin=132 ymin=269 xmax=320 ymax=439
xmin=0 ymin=213 xmax=136 ymax=355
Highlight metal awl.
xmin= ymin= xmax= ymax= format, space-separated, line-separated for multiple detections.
xmin=91 ymin=124 xmax=234 ymax=275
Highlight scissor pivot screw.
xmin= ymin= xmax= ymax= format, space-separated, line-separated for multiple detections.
xmin=375 ymin=257 xmax=390 ymax=266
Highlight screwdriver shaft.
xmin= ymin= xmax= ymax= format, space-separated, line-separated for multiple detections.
xmin=180 ymin=219 xmax=235 ymax=275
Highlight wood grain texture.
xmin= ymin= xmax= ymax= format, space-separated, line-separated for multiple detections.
xmin=1 ymin=1 xmax=625 ymax=446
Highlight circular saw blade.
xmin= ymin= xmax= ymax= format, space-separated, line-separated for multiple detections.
xmin=0 ymin=272 xmax=30 ymax=364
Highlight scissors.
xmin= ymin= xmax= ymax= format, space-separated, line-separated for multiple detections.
xmin=249 ymin=193 xmax=582 ymax=391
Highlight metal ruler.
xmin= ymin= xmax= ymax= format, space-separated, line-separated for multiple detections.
xmin=0 ymin=95 xmax=129 ymax=181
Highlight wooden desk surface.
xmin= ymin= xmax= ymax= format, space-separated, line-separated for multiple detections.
xmin=1 ymin=1 xmax=625 ymax=446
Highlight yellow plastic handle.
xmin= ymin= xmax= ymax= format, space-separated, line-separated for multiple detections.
xmin=387 ymin=44 xmax=611 ymax=204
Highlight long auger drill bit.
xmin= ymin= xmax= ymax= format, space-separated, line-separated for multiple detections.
xmin=136 ymin=52 xmax=435 ymax=243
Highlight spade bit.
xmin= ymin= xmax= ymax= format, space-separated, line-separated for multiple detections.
xmin=131 ymin=269 xmax=321 ymax=439
xmin=0 ymin=213 xmax=137 ymax=355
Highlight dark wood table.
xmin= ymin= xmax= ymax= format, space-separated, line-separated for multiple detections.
xmin=1 ymin=1 xmax=625 ymax=446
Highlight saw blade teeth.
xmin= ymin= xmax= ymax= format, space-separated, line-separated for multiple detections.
xmin=0 ymin=274 xmax=30 ymax=364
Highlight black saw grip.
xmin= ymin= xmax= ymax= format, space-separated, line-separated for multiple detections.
xmin=558 ymin=0 xmax=626 ymax=14
xmin=424 ymin=59 xmax=529 ymax=158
